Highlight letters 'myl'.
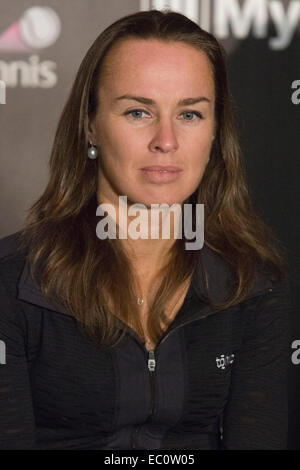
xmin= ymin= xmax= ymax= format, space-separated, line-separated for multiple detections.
xmin=145 ymin=0 xmax=300 ymax=50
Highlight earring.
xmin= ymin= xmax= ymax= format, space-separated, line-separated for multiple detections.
xmin=88 ymin=141 xmax=98 ymax=159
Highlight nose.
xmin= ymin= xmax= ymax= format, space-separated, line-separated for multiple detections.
xmin=149 ymin=117 xmax=179 ymax=154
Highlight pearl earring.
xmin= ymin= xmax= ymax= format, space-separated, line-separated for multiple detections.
xmin=87 ymin=141 xmax=98 ymax=159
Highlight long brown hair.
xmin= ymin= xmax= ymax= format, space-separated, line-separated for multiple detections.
xmin=18 ymin=9 xmax=288 ymax=349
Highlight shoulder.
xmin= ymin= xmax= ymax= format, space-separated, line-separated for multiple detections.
xmin=0 ymin=231 xmax=28 ymax=288
xmin=197 ymin=243 xmax=282 ymax=304
xmin=0 ymin=233 xmax=40 ymax=348
xmin=0 ymin=230 xmax=26 ymax=259
xmin=238 ymin=274 xmax=292 ymax=340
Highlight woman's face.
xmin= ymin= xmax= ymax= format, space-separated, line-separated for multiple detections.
xmin=89 ymin=39 xmax=216 ymax=208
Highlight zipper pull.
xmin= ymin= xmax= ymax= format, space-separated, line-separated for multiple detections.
xmin=148 ymin=349 xmax=156 ymax=372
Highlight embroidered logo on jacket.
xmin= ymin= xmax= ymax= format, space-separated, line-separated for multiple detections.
xmin=216 ymin=353 xmax=235 ymax=369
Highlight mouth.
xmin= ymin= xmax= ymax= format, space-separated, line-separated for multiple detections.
xmin=141 ymin=166 xmax=183 ymax=173
xmin=140 ymin=167 xmax=183 ymax=183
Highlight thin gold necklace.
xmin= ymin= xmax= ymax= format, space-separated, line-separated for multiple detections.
xmin=137 ymin=297 xmax=144 ymax=305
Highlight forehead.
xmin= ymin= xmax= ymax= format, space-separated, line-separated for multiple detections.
xmin=98 ymin=39 xmax=215 ymax=98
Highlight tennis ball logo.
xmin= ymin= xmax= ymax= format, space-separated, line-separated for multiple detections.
xmin=20 ymin=6 xmax=61 ymax=49
xmin=0 ymin=6 xmax=61 ymax=52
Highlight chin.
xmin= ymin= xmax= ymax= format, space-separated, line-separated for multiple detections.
xmin=141 ymin=197 xmax=183 ymax=208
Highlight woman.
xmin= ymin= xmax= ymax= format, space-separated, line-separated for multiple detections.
xmin=0 ymin=9 xmax=291 ymax=450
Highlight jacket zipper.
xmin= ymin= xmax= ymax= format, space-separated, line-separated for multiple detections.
xmin=131 ymin=350 xmax=156 ymax=448
xmin=143 ymin=313 xmax=212 ymax=430
xmin=143 ymin=288 xmax=272 ymax=418
xmin=131 ymin=316 xmax=201 ymax=449
xmin=130 ymin=285 xmax=272 ymax=448
xmin=147 ymin=349 xmax=156 ymax=418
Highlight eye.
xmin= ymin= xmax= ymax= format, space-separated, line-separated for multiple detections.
xmin=124 ymin=109 xmax=150 ymax=120
xmin=124 ymin=109 xmax=203 ymax=121
xmin=180 ymin=111 xmax=203 ymax=121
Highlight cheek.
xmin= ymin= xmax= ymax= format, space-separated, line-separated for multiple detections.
xmin=97 ymin=126 xmax=127 ymax=167
xmin=100 ymin=122 xmax=142 ymax=164
xmin=188 ymin=136 xmax=213 ymax=169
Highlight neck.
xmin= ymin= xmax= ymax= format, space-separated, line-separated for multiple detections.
xmin=97 ymin=194 xmax=182 ymax=272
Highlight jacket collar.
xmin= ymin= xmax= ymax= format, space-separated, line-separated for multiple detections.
xmin=16 ymin=242 xmax=273 ymax=317
xmin=18 ymin=258 xmax=70 ymax=315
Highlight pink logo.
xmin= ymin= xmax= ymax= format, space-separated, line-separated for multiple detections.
xmin=0 ymin=6 xmax=61 ymax=53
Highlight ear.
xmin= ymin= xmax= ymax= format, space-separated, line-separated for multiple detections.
xmin=87 ymin=117 xmax=98 ymax=145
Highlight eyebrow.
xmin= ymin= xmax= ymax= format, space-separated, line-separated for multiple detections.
xmin=114 ymin=94 xmax=211 ymax=106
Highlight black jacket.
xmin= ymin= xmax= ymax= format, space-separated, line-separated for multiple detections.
xmin=0 ymin=232 xmax=291 ymax=450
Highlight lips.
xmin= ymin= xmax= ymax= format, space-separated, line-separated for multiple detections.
xmin=141 ymin=166 xmax=182 ymax=172
xmin=140 ymin=166 xmax=183 ymax=183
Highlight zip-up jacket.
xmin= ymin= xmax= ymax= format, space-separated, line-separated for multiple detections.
xmin=0 ymin=232 xmax=291 ymax=449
